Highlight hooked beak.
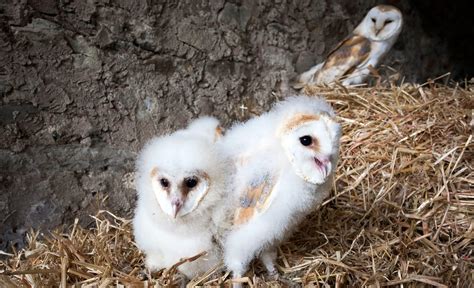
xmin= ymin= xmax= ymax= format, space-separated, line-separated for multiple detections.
xmin=375 ymin=26 xmax=384 ymax=36
xmin=171 ymin=198 xmax=183 ymax=218
xmin=314 ymin=156 xmax=331 ymax=178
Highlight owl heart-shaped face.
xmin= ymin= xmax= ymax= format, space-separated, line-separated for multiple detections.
xmin=363 ymin=5 xmax=402 ymax=41
xmin=280 ymin=114 xmax=341 ymax=184
xmin=150 ymin=168 xmax=211 ymax=218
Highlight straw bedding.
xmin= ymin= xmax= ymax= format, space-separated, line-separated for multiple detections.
xmin=1 ymin=80 xmax=473 ymax=287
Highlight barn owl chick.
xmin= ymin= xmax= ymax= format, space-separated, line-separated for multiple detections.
xmin=218 ymin=96 xmax=341 ymax=285
xmin=133 ymin=117 xmax=228 ymax=279
xmin=293 ymin=5 xmax=403 ymax=88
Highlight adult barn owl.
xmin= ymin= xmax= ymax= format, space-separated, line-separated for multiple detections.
xmin=293 ymin=5 xmax=403 ymax=88
xmin=133 ymin=117 xmax=228 ymax=279
xmin=218 ymin=96 xmax=342 ymax=286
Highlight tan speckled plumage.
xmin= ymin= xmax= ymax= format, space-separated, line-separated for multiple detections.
xmin=293 ymin=5 xmax=403 ymax=88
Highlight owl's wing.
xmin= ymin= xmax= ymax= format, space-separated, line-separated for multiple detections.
xmin=291 ymin=63 xmax=323 ymax=89
xmin=181 ymin=116 xmax=223 ymax=143
xmin=315 ymin=34 xmax=371 ymax=84
xmin=233 ymin=173 xmax=277 ymax=226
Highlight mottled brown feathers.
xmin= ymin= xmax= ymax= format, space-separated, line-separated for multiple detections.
xmin=215 ymin=126 xmax=223 ymax=140
xmin=279 ymin=114 xmax=320 ymax=135
xmin=318 ymin=35 xmax=371 ymax=80
xmin=233 ymin=176 xmax=275 ymax=225
xmin=376 ymin=4 xmax=400 ymax=12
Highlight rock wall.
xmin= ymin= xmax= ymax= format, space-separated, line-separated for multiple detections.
xmin=0 ymin=0 xmax=455 ymax=250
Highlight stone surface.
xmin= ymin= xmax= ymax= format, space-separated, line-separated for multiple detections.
xmin=0 ymin=0 xmax=465 ymax=250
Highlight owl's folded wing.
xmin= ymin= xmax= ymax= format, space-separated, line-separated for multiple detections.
xmin=315 ymin=34 xmax=371 ymax=84
xmin=233 ymin=173 xmax=277 ymax=226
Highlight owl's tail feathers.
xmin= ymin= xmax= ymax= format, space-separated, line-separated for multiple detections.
xmin=290 ymin=63 xmax=323 ymax=90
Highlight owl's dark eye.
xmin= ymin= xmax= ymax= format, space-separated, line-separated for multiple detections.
xmin=160 ymin=178 xmax=169 ymax=188
xmin=299 ymin=135 xmax=312 ymax=146
xmin=371 ymin=17 xmax=376 ymax=23
xmin=185 ymin=177 xmax=198 ymax=189
xmin=384 ymin=19 xmax=393 ymax=25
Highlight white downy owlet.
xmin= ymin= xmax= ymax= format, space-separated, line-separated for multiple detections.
xmin=217 ymin=96 xmax=342 ymax=286
xmin=133 ymin=117 xmax=228 ymax=279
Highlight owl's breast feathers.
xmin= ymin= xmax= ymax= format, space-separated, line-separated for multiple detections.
xmin=315 ymin=34 xmax=371 ymax=83
xmin=233 ymin=175 xmax=276 ymax=226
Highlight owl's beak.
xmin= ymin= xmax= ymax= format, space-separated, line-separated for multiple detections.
xmin=171 ymin=198 xmax=184 ymax=218
xmin=375 ymin=24 xmax=384 ymax=36
xmin=314 ymin=156 xmax=331 ymax=178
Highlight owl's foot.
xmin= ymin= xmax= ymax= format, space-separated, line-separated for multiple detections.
xmin=267 ymin=269 xmax=279 ymax=281
xmin=175 ymin=273 xmax=188 ymax=288
xmin=260 ymin=248 xmax=278 ymax=277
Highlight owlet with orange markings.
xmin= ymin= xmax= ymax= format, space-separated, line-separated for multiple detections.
xmin=293 ymin=5 xmax=403 ymax=88
xmin=133 ymin=117 xmax=229 ymax=279
xmin=217 ymin=96 xmax=342 ymax=286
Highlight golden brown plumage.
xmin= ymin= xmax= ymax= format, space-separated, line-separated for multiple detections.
xmin=293 ymin=5 xmax=403 ymax=88
xmin=313 ymin=35 xmax=371 ymax=84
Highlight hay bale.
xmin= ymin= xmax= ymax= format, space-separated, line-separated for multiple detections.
xmin=1 ymin=82 xmax=473 ymax=287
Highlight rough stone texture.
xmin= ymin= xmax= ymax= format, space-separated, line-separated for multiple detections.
xmin=0 ymin=0 xmax=463 ymax=250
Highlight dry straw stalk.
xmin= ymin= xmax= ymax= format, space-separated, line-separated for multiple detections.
xmin=1 ymin=80 xmax=473 ymax=287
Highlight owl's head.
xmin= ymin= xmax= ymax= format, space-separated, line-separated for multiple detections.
xmin=357 ymin=5 xmax=402 ymax=42
xmin=276 ymin=97 xmax=341 ymax=184
xmin=136 ymin=117 xmax=225 ymax=219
